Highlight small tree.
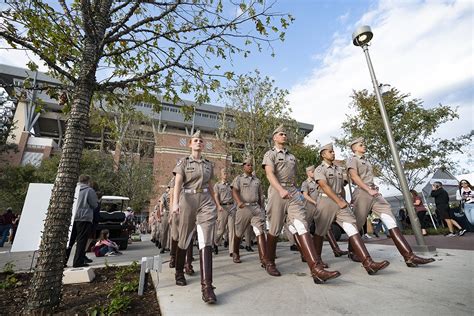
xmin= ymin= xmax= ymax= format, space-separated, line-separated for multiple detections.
xmin=336 ymin=88 xmax=469 ymax=191
xmin=219 ymin=70 xmax=298 ymax=189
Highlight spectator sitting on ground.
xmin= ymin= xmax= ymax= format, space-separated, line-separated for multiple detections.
xmin=93 ymin=229 xmax=122 ymax=257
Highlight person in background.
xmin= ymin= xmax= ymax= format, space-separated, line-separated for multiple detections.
xmin=0 ymin=208 xmax=16 ymax=247
xmin=66 ymin=175 xmax=98 ymax=268
xmin=410 ymin=190 xmax=428 ymax=236
xmin=457 ymin=179 xmax=474 ymax=226
xmin=430 ymin=181 xmax=466 ymax=237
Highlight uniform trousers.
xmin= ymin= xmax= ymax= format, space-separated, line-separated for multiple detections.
xmin=214 ymin=204 xmax=236 ymax=254
xmin=234 ymin=204 xmax=266 ymax=238
xmin=352 ymin=188 xmax=395 ymax=230
xmin=266 ymin=186 xmax=309 ymax=236
xmin=178 ymin=192 xmax=217 ymax=249
xmin=315 ymin=196 xmax=357 ymax=236
xmin=160 ymin=212 xmax=170 ymax=249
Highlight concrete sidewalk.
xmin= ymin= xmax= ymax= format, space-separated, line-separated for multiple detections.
xmin=154 ymin=241 xmax=473 ymax=316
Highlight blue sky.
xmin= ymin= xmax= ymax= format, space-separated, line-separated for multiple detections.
xmin=1 ymin=0 xmax=472 ymax=171
xmin=223 ymin=0 xmax=473 ymax=172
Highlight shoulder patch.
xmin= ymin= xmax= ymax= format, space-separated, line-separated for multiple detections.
xmin=316 ymin=166 xmax=322 ymax=172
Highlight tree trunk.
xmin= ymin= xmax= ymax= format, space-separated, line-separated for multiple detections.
xmin=26 ymin=1 xmax=112 ymax=311
xmin=25 ymin=76 xmax=95 ymax=313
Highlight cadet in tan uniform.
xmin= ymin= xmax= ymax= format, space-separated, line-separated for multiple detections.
xmin=172 ymin=130 xmax=217 ymax=304
xmin=168 ymin=176 xmax=195 ymax=275
xmin=262 ymin=125 xmax=339 ymax=283
xmin=159 ymin=189 xmax=171 ymax=254
xmin=347 ymin=137 xmax=435 ymax=267
xmin=231 ymin=158 xmax=280 ymax=276
xmin=213 ymin=168 xmax=236 ymax=257
xmin=315 ymin=143 xmax=389 ymax=275
xmin=301 ymin=166 xmax=348 ymax=259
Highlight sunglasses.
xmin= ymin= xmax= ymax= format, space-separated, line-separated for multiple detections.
xmin=460 ymin=182 xmax=467 ymax=185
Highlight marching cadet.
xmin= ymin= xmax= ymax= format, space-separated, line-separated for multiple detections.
xmin=262 ymin=125 xmax=340 ymax=283
xmin=347 ymin=137 xmax=435 ymax=267
xmin=314 ymin=143 xmax=389 ymax=275
xmin=172 ymin=130 xmax=218 ymax=304
xmin=168 ymin=176 xmax=195 ymax=275
xmin=301 ymin=165 xmax=348 ymax=261
xmin=213 ymin=168 xmax=236 ymax=257
xmin=231 ymin=157 xmax=279 ymax=276
xmin=158 ymin=188 xmax=171 ymax=254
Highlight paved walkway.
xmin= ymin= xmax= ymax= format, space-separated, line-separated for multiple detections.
xmin=2 ymin=235 xmax=472 ymax=315
xmin=153 ymin=241 xmax=473 ymax=316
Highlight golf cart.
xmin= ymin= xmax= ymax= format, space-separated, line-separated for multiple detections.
xmin=96 ymin=195 xmax=130 ymax=250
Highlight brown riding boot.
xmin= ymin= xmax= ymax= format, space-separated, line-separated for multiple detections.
xmin=389 ymin=227 xmax=435 ymax=267
xmin=294 ymin=237 xmax=307 ymax=262
xmin=312 ymin=234 xmax=329 ymax=268
xmin=349 ymin=234 xmax=390 ymax=275
xmin=175 ymin=247 xmax=187 ymax=286
xmin=256 ymin=234 xmax=266 ymax=268
xmin=347 ymin=240 xmax=362 ymax=262
xmin=185 ymin=242 xmax=195 ymax=275
xmin=266 ymin=234 xmax=281 ymax=276
xmin=200 ymin=246 xmax=217 ymax=304
xmin=169 ymin=239 xmax=178 ymax=268
xmin=296 ymin=233 xmax=340 ymax=284
xmin=257 ymin=234 xmax=280 ymax=276
xmin=327 ymin=229 xmax=349 ymax=257
xmin=232 ymin=236 xmax=242 ymax=263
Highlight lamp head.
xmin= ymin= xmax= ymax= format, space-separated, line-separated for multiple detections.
xmin=352 ymin=25 xmax=373 ymax=46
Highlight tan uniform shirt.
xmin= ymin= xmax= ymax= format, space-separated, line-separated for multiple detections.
xmin=301 ymin=178 xmax=319 ymax=204
xmin=262 ymin=147 xmax=297 ymax=185
xmin=314 ymin=162 xmax=345 ymax=195
xmin=232 ymin=174 xmax=263 ymax=204
xmin=346 ymin=155 xmax=374 ymax=185
xmin=173 ymin=155 xmax=214 ymax=189
xmin=214 ymin=182 xmax=233 ymax=204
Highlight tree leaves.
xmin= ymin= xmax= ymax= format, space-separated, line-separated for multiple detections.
xmin=335 ymin=87 xmax=469 ymax=191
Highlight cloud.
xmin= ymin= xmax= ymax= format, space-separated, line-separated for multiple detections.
xmin=0 ymin=42 xmax=49 ymax=72
xmin=289 ymin=0 xmax=473 ymax=151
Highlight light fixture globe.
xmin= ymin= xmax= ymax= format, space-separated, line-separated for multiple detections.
xmin=352 ymin=25 xmax=373 ymax=46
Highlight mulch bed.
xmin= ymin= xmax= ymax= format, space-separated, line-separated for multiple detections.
xmin=0 ymin=266 xmax=161 ymax=315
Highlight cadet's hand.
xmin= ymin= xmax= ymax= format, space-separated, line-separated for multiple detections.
xmin=368 ymin=188 xmax=379 ymax=197
xmin=172 ymin=205 xmax=180 ymax=215
xmin=238 ymin=202 xmax=245 ymax=209
xmin=218 ymin=206 xmax=224 ymax=212
xmin=337 ymin=200 xmax=348 ymax=209
xmin=279 ymin=189 xmax=291 ymax=199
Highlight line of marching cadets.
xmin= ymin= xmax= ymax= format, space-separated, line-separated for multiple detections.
xmin=157 ymin=125 xmax=435 ymax=305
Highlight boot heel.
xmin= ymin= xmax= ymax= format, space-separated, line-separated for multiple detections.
xmin=313 ymin=277 xmax=325 ymax=284
xmin=405 ymin=261 xmax=418 ymax=268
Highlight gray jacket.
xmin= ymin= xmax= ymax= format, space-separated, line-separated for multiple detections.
xmin=74 ymin=183 xmax=99 ymax=222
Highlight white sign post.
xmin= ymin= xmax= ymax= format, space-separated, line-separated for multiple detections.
xmin=138 ymin=255 xmax=162 ymax=295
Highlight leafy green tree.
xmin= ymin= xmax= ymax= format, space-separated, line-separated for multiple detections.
xmin=36 ymin=150 xmax=118 ymax=195
xmin=0 ymin=2 xmax=292 ymax=310
xmin=289 ymin=143 xmax=321 ymax=186
xmin=336 ymin=88 xmax=469 ymax=191
xmin=0 ymin=164 xmax=38 ymax=212
xmin=218 ymin=70 xmax=299 ymax=189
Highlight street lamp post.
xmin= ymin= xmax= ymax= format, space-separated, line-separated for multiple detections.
xmin=352 ymin=26 xmax=435 ymax=252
